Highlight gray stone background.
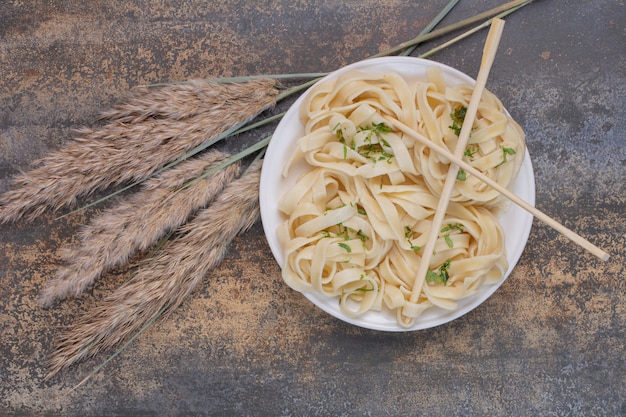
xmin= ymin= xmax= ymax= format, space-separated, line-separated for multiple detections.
xmin=0 ymin=1 xmax=624 ymax=416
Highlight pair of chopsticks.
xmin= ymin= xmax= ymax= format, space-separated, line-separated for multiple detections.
xmin=384 ymin=18 xmax=609 ymax=322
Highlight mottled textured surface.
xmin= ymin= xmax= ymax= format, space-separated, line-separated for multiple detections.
xmin=0 ymin=1 xmax=624 ymax=416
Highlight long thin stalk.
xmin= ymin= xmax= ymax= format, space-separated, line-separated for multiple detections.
xmin=418 ymin=0 xmax=532 ymax=59
xmin=142 ymin=73 xmax=328 ymax=87
xmin=399 ymin=0 xmax=460 ymax=57
xmin=371 ymin=0 xmax=532 ymax=58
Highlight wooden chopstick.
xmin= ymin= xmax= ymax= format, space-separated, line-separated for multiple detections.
xmin=405 ymin=19 xmax=508 ymax=308
xmin=384 ymin=114 xmax=610 ymax=262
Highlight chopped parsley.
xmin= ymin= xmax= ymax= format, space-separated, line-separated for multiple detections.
xmin=321 ymin=223 xmax=369 ymax=248
xmin=338 ymin=242 xmax=352 ymax=253
xmin=356 ymin=229 xmax=369 ymax=243
xmin=464 ymin=144 xmax=478 ymax=159
xmin=333 ymin=123 xmax=344 ymax=141
xmin=355 ymin=279 xmax=375 ymax=293
xmin=441 ymin=223 xmax=464 ymax=233
xmin=449 ymin=105 xmax=468 ymax=136
xmin=441 ymin=223 xmax=464 ymax=249
xmin=335 ymin=223 xmax=350 ymax=240
xmin=458 ymin=145 xmax=477 ymax=181
xmin=425 ymin=259 xmax=452 ymax=285
xmin=373 ymin=122 xmax=392 ymax=133
xmin=334 ymin=121 xmax=395 ymax=164
xmin=332 ymin=123 xmax=350 ymax=159
xmin=496 ymin=146 xmax=517 ymax=166
xmin=404 ymin=226 xmax=421 ymax=252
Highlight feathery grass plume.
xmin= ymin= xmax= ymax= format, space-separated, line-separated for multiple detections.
xmin=46 ymin=161 xmax=263 ymax=378
xmin=97 ymin=79 xmax=257 ymax=123
xmin=0 ymin=78 xmax=278 ymax=223
xmin=39 ymin=150 xmax=241 ymax=307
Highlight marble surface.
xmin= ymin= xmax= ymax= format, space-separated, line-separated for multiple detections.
xmin=0 ymin=1 xmax=624 ymax=416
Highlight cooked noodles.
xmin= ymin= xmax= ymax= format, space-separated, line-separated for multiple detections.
xmin=277 ymin=68 xmax=525 ymax=325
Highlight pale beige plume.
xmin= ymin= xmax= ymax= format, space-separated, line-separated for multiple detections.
xmin=39 ymin=150 xmax=241 ymax=307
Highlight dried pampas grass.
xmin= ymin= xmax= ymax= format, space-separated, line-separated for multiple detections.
xmin=39 ymin=150 xmax=241 ymax=307
xmin=0 ymin=78 xmax=278 ymax=223
xmin=46 ymin=161 xmax=262 ymax=378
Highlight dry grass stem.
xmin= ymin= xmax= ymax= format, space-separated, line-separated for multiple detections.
xmin=46 ymin=161 xmax=263 ymax=378
xmin=39 ymin=150 xmax=241 ymax=307
xmin=0 ymin=79 xmax=278 ymax=223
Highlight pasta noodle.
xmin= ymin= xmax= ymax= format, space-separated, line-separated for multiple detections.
xmin=278 ymin=68 xmax=525 ymax=326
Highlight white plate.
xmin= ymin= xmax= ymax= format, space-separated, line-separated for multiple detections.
xmin=259 ymin=57 xmax=535 ymax=331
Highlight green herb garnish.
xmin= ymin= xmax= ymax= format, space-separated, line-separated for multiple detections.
xmin=449 ymin=105 xmax=467 ymax=136
xmin=464 ymin=144 xmax=478 ymax=159
xmin=334 ymin=125 xmax=344 ymax=142
xmin=404 ymin=226 xmax=421 ymax=252
xmin=441 ymin=223 xmax=464 ymax=233
xmin=426 ymin=269 xmax=443 ymax=284
xmin=425 ymin=259 xmax=452 ymax=285
xmin=336 ymin=122 xmax=395 ymax=165
xmin=356 ymin=229 xmax=369 ymax=243
xmin=338 ymin=242 xmax=351 ymax=253
xmin=381 ymin=152 xmax=394 ymax=164
xmin=373 ymin=122 xmax=392 ymax=133
xmin=496 ymin=146 xmax=516 ymax=166
xmin=441 ymin=223 xmax=464 ymax=248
